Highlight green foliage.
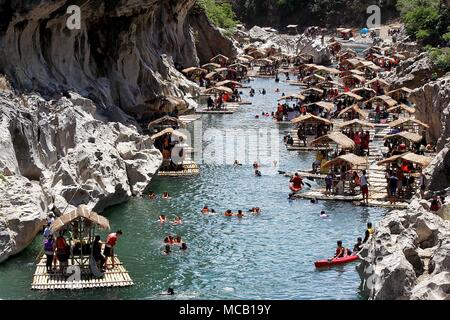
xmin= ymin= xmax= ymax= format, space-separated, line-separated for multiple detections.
xmin=397 ymin=0 xmax=449 ymax=46
xmin=428 ymin=47 xmax=450 ymax=72
xmin=198 ymin=0 xmax=238 ymax=32
xmin=0 ymin=173 xmax=6 ymax=183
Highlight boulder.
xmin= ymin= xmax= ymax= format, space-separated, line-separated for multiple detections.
xmin=386 ymin=53 xmax=444 ymax=90
xmin=0 ymin=91 xmax=162 ymax=262
xmin=0 ymin=176 xmax=48 ymax=263
xmin=410 ymin=75 xmax=450 ymax=150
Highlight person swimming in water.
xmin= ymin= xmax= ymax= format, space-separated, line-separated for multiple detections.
xmin=234 ymin=160 xmax=242 ymax=166
xmin=255 ymin=169 xmax=262 ymax=176
xmin=253 ymin=161 xmax=259 ymax=169
xmin=160 ymin=288 xmax=175 ymax=295
xmin=262 ymin=88 xmax=266 ymax=95
xmin=163 ymin=244 xmax=171 ymax=255
xmin=162 ymin=192 xmax=170 ymax=199
xmin=224 ymin=209 xmax=233 ymax=217
xmin=174 ymin=235 xmax=182 ymax=245
xmin=320 ymin=210 xmax=328 ymax=218
xmin=172 ymin=216 xmax=182 ymax=225
xmin=249 ymin=207 xmax=261 ymax=214
xmin=180 ymin=243 xmax=188 ymax=251
xmin=236 ymin=210 xmax=244 ymax=218
xmin=148 ymin=191 xmax=156 ymax=199
xmin=310 ymin=198 xmax=318 ymax=204
xmin=159 ymin=215 xmax=167 ymax=223
xmin=164 ymin=235 xmax=174 ymax=245
xmin=201 ymin=205 xmax=210 ymax=214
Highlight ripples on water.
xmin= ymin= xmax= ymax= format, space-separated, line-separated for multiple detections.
xmin=0 ymin=78 xmax=387 ymax=300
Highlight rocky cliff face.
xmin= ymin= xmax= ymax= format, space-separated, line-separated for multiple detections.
xmin=0 ymin=0 xmax=236 ymax=262
xmin=0 ymin=0 xmax=235 ymax=118
xmin=357 ymin=74 xmax=450 ymax=300
xmin=245 ymin=26 xmax=331 ymax=65
xmin=385 ymin=53 xmax=445 ymax=91
xmin=410 ymin=75 xmax=450 ymax=151
xmin=0 ymin=89 xmax=162 ymax=263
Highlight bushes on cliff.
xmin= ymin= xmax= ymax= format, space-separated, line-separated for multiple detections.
xmin=397 ymin=0 xmax=449 ymax=46
xmin=198 ymin=0 xmax=238 ymax=33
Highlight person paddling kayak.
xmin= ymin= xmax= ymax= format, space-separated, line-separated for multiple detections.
xmin=289 ymin=173 xmax=304 ymax=192
xmin=332 ymin=240 xmax=351 ymax=259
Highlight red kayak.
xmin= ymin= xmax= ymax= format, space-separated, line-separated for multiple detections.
xmin=314 ymin=255 xmax=359 ymax=268
xmin=289 ymin=183 xmax=302 ymax=193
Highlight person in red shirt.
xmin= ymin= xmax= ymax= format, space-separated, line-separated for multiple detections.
xmin=103 ymin=230 xmax=123 ymax=269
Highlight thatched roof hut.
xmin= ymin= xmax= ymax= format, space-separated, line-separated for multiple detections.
xmin=50 ymin=205 xmax=110 ymax=234
xmin=336 ymin=92 xmax=363 ymax=101
xmin=388 ymin=117 xmax=429 ymax=129
xmin=384 ymin=131 xmax=423 ymax=143
xmin=322 ymin=153 xmax=368 ymax=169
xmin=337 ymin=104 xmax=368 ymax=119
xmin=291 ymin=113 xmax=333 ymax=125
xmin=148 ymin=115 xmax=187 ymax=130
xmin=377 ymin=152 xmax=432 ymax=167
xmin=278 ymin=94 xmax=305 ymax=101
xmin=310 ymin=132 xmax=356 ymax=150
xmin=386 ymin=104 xmax=416 ymax=114
xmin=306 ymin=101 xmax=335 ymax=112
xmin=367 ymin=95 xmax=398 ymax=107
xmin=337 ymin=119 xmax=375 ymax=129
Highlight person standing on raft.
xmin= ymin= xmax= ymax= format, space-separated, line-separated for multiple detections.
xmin=103 ymin=230 xmax=122 ymax=269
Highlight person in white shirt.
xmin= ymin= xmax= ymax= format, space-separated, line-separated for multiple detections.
xmin=360 ymin=170 xmax=370 ymax=205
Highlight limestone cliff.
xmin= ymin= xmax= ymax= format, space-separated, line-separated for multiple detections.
xmin=0 ymin=0 xmax=236 ymax=263
xmin=0 ymin=89 xmax=162 ymax=263
xmin=0 ymin=0 xmax=236 ymax=118
xmin=410 ymin=75 xmax=450 ymax=151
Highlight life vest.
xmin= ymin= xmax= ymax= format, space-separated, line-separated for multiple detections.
xmin=56 ymin=237 xmax=67 ymax=253
xmin=367 ymin=227 xmax=374 ymax=235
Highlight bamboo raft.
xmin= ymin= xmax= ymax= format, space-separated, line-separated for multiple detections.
xmin=31 ymin=256 xmax=133 ymax=290
xmin=196 ymin=106 xmax=238 ymax=114
xmin=157 ymin=160 xmax=200 ymax=177
xmin=286 ymin=145 xmax=331 ymax=151
xmin=283 ymin=171 xmax=328 ymax=180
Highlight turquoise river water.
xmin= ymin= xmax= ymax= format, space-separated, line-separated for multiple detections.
xmin=0 ymin=78 xmax=387 ymax=300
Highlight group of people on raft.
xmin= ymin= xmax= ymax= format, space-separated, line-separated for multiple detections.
xmin=42 ymin=224 xmax=123 ymax=274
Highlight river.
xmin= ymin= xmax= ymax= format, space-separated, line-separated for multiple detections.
xmin=0 ymin=78 xmax=387 ymax=300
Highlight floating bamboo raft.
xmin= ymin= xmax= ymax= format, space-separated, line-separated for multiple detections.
xmin=157 ymin=160 xmax=200 ymax=177
xmin=31 ymin=256 xmax=133 ymax=290
xmin=196 ymin=106 xmax=238 ymax=114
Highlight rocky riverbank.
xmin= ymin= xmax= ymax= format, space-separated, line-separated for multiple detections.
xmin=0 ymin=89 xmax=163 ymax=263
xmin=357 ymin=68 xmax=450 ymax=299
